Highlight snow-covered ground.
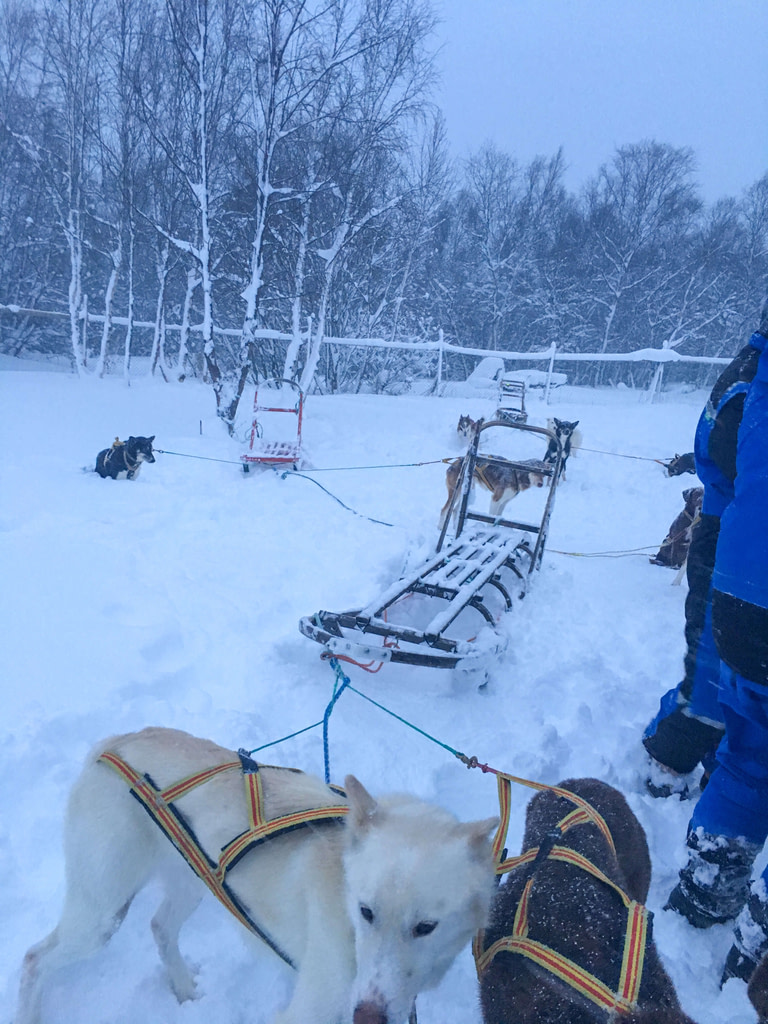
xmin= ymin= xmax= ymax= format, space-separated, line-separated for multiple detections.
xmin=0 ymin=363 xmax=758 ymax=1023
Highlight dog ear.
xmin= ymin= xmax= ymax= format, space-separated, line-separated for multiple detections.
xmin=344 ymin=775 xmax=378 ymax=831
xmin=456 ymin=816 xmax=500 ymax=861
xmin=572 ymin=420 xmax=579 ymax=427
xmin=149 ymin=435 xmax=155 ymax=442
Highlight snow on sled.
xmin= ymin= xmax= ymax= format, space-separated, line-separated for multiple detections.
xmin=299 ymin=419 xmax=563 ymax=671
xmin=495 ymin=377 xmax=527 ymax=424
xmin=241 ymin=378 xmax=304 ymax=470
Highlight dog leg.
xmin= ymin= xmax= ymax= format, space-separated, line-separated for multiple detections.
xmin=488 ymin=487 xmax=509 ymax=519
xmin=16 ymin=760 xmax=163 ymax=1023
xmin=16 ymin=894 xmax=134 ymax=1024
xmin=438 ymin=496 xmax=452 ymax=531
xmin=150 ymin=865 xmax=203 ymax=1002
xmin=274 ymin=887 xmax=353 ymax=1024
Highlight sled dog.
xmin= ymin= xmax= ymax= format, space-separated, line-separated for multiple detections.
xmin=439 ymin=456 xmax=546 ymax=528
xmin=95 ymin=435 xmax=155 ymax=479
xmin=479 ymin=778 xmax=695 ymax=1024
xmin=749 ymin=952 xmax=768 ymax=1022
xmin=663 ymin=452 xmax=696 ymax=477
xmin=650 ymin=486 xmax=704 ymax=570
xmin=544 ymin=418 xmax=581 ymax=478
xmin=17 ymin=727 xmax=497 ymax=1024
xmin=457 ymin=414 xmax=483 ymax=439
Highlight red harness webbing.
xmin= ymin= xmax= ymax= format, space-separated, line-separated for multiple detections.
xmin=474 ymin=785 xmax=649 ymax=1016
xmin=98 ymin=750 xmax=348 ymax=966
xmin=489 ymin=772 xmax=616 ymax=866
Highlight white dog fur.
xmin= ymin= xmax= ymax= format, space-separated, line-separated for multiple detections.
xmin=17 ymin=727 xmax=498 ymax=1024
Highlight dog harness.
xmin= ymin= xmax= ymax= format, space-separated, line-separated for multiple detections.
xmin=98 ymin=749 xmax=348 ymax=968
xmin=103 ymin=438 xmax=139 ymax=473
xmin=474 ymin=774 xmax=650 ymax=1017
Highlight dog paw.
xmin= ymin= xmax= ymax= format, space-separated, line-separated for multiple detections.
xmin=170 ymin=974 xmax=199 ymax=1003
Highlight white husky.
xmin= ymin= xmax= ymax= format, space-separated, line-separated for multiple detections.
xmin=17 ymin=727 xmax=498 ymax=1024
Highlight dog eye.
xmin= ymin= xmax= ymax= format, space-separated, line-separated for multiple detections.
xmin=412 ymin=920 xmax=437 ymax=937
xmin=360 ymin=905 xmax=374 ymax=924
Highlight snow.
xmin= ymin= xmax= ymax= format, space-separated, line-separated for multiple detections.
xmin=0 ymin=364 xmax=759 ymax=1023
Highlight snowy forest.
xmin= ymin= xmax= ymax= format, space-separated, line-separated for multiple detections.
xmin=1 ymin=0 xmax=767 ymax=414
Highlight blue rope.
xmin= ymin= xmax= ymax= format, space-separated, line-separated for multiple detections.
xmin=247 ymin=657 xmax=465 ymax=783
xmin=246 ymin=657 xmax=352 ymax=784
xmin=322 ymin=659 xmax=352 ymax=783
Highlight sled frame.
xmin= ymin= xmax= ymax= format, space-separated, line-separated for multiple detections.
xmin=299 ymin=420 xmax=563 ymax=669
xmin=242 ymin=378 xmax=304 ymax=469
xmin=495 ymin=377 xmax=527 ymax=424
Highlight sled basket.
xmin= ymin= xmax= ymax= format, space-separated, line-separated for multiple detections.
xmin=242 ymin=378 xmax=304 ymax=469
xmin=299 ymin=419 xmax=564 ymax=669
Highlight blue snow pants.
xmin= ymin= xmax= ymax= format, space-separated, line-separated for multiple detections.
xmin=643 ymin=514 xmax=725 ymax=774
xmin=690 ymin=664 xmax=768 ymax=845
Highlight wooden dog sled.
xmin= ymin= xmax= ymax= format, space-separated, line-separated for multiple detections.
xmin=241 ymin=378 xmax=304 ymax=470
xmin=495 ymin=377 xmax=527 ymax=424
xmin=299 ymin=420 xmax=563 ymax=671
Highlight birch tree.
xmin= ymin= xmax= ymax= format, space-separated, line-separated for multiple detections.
xmin=581 ymin=141 xmax=700 ymax=377
xmin=135 ymin=0 xmax=241 ymax=410
xmin=297 ymin=0 xmax=435 ymax=391
xmin=229 ymin=0 xmax=361 ymax=418
xmin=14 ymin=0 xmax=109 ymax=373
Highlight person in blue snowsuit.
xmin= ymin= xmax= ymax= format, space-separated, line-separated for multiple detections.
xmin=665 ymin=317 xmax=768 ymax=987
xmin=642 ymin=334 xmax=761 ymax=795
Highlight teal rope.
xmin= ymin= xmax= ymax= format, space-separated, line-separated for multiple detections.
xmin=153 ymin=448 xmax=243 ymax=466
xmin=345 ymin=682 xmax=466 ymax=760
xmin=248 ymin=720 xmax=323 ymax=754
xmin=320 ymin=657 xmax=466 ymax=762
xmin=246 ymin=657 xmax=467 ymax=780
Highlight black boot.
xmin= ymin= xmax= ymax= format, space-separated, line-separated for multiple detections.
xmin=666 ymin=829 xmax=760 ymax=928
xmin=721 ymin=886 xmax=768 ymax=986
xmin=644 ymin=754 xmax=697 ymax=799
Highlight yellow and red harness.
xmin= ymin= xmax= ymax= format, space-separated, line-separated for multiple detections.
xmin=473 ymin=772 xmax=650 ymax=1017
xmin=98 ymin=748 xmax=348 ymax=968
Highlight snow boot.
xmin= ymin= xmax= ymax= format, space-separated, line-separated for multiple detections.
xmin=721 ymin=884 xmax=768 ymax=986
xmin=644 ymin=754 xmax=697 ymax=800
xmin=665 ymin=829 xmax=760 ymax=928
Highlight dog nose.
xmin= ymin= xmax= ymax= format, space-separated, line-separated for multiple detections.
xmin=353 ymin=1002 xmax=388 ymax=1024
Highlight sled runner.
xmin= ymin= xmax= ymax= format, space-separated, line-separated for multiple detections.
xmin=299 ymin=419 xmax=563 ymax=670
xmin=242 ymin=378 xmax=304 ymax=470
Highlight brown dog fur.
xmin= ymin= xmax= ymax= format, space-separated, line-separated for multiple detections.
xmin=649 ymin=487 xmax=703 ymax=570
xmin=479 ymin=778 xmax=696 ymax=1024
xmin=749 ymin=954 xmax=768 ymax=1022
xmin=457 ymin=414 xmax=483 ymax=439
xmin=440 ymin=457 xmax=546 ymax=526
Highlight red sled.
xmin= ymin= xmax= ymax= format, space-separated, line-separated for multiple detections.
xmin=241 ymin=378 xmax=304 ymax=471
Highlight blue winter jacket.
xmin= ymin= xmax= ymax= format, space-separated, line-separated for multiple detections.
xmin=694 ymin=336 xmax=761 ymax=517
xmin=712 ymin=330 xmax=768 ymax=612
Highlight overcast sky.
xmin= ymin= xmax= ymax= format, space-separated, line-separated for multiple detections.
xmin=432 ymin=0 xmax=767 ymax=202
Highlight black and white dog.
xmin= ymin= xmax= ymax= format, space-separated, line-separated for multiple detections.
xmin=545 ymin=418 xmax=581 ymax=478
xmin=95 ymin=436 xmax=155 ymax=480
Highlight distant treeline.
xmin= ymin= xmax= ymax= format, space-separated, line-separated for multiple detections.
xmin=1 ymin=0 xmax=766 ymax=416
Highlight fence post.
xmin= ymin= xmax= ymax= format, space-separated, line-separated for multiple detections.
xmin=81 ymin=293 xmax=88 ymax=367
xmin=436 ymin=329 xmax=444 ymax=395
xmin=544 ymin=341 xmax=556 ymax=405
